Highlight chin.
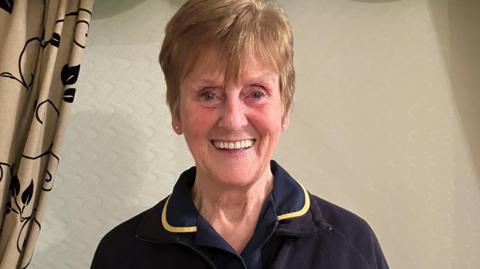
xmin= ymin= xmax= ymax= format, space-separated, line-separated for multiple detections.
xmin=212 ymin=168 xmax=260 ymax=188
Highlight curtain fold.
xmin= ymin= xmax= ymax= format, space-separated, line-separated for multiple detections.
xmin=0 ymin=1 xmax=93 ymax=268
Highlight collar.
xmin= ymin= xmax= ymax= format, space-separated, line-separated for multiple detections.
xmin=136 ymin=160 xmax=326 ymax=243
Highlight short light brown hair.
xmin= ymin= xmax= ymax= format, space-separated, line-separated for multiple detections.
xmin=159 ymin=0 xmax=295 ymax=118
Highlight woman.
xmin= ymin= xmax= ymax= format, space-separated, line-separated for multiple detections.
xmin=91 ymin=0 xmax=389 ymax=268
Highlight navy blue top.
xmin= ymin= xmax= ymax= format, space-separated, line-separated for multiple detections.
xmin=91 ymin=160 xmax=389 ymax=269
xmin=163 ymin=160 xmax=308 ymax=268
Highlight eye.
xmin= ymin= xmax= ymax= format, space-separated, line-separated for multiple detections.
xmin=248 ymin=87 xmax=267 ymax=100
xmin=197 ymin=88 xmax=222 ymax=107
xmin=200 ymin=90 xmax=215 ymax=101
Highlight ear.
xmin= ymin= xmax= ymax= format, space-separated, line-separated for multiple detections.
xmin=172 ymin=115 xmax=183 ymax=135
xmin=281 ymin=112 xmax=290 ymax=131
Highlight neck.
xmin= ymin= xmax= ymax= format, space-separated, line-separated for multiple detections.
xmin=192 ymin=167 xmax=274 ymax=253
xmin=192 ymin=168 xmax=274 ymax=223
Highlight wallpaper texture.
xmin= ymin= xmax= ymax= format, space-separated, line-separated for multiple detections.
xmin=31 ymin=0 xmax=480 ymax=268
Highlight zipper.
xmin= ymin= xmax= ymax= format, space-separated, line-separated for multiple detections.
xmin=273 ymin=224 xmax=332 ymax=237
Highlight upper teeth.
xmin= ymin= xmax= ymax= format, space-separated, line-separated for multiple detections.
xmin=213 ymin=139 xmax=255 ymax=150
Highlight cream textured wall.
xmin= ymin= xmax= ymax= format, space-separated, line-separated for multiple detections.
xmin=31 ymin=0 xmax=480 ymax=268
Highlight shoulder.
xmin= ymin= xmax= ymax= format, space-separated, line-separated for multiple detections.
xmin=309 ymin=194 xmax=373 ymax=238
xmin=95 ymin=210 xmax=145 ymax=249
xmin=90 ymin=199 xmax=166 ymax=269
xmin=308 ymin=194 xmax=389 ymax=269
xmin=90 ymin=211 xmax=146 ymax=269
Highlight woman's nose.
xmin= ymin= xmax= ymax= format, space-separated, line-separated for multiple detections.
xmin=218 ymin=97 xmax=248 ymax=131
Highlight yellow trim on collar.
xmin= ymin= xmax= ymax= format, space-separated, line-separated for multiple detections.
xmin=162 ymin=179 xmax=310 ymax=231
xmin=161 ymin=195 xmax=198 ymax=233
xmin=276 ymin=180 xmax=310 ymax=221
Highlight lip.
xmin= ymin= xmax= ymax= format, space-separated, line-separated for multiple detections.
xmin=210 ymin=138 xmax=256 ymax=142
xmin=210 ymin=139 xmax=256 ymax=152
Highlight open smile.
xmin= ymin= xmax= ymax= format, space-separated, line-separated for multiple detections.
xmin=211 ymin=139 xmax=256 ymax=150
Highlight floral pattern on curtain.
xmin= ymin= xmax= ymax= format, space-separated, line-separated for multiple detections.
xmin=0 ymin=0 xmax=93 ymax=268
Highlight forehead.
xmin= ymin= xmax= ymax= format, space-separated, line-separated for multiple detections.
xmin=183 ymin=47 xmax=278 ymax=87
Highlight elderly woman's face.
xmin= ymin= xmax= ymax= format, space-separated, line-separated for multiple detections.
xmin=173 ymin=48 xmax=288 ymax=187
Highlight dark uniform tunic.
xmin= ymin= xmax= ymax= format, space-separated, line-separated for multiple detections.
xmin=91 ymin=161 xmax=389 ymax=269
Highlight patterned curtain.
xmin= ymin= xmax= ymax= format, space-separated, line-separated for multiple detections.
xmin=0 ymin=0 xmax=93 ymax=268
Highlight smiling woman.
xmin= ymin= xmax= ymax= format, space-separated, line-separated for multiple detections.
xmin=177 ymin=49 xmax=285 ymax=193
xmin=90 ymin=0 xmax=389 ymax=268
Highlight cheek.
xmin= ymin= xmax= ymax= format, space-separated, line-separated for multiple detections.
xmin=181 ymin=105 xmax=217 ymax=135
xmin=250 ymin=104 xmax=283 ymax=132
xmin=249 ymin=110 xmax=283 ymax=150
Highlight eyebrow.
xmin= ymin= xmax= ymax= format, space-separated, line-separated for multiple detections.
xmin=243 ymin=72 xmax=277 ymax=87
xmin=184 ymin=71 xmax=224 ymax=86
xmin=186 ymin=81 xmax=223 ymax=93
xmin=195 ymin=78 xmax=223 ymax=85
xmin=186 ymin=71 xmax=277 ymax=89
